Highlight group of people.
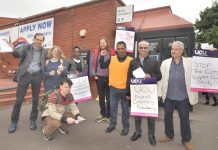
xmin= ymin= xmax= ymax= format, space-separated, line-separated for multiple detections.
xmin=8 ymin=33 xmax=199 ymax=150
xmin=8 ymin=33 xmax=86 ymax=140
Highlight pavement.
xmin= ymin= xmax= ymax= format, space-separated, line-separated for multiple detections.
xmin=0 ymin=94 xmax=218 ymax=150
xmin=0 ymin=78 xmax=17 ymax=90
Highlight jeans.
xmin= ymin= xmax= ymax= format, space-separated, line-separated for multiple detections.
xmin=109 ymin=86 xmax=129 ymax=130
xmin=96 ymin=77 xmax=110 ymax=117
xmin=11 ymin=72 xmax=42 ymax=124
xmin=135 ymin=116 xmax=155 ymax=136
xmin=164 ymin=98 xmax=191 ymax=143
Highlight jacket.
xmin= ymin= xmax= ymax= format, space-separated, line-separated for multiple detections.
xmin=42 ymin=89 xmax=80 ymax=122
xmin=157 ymin=57 xmax=198 ymax=105
xmin=89 ymin=48 xmax=115 ymax=76
xmin=126 ymin=56 xmax=162 ymax=95
xmin=12 ymin=44 xmax=47 ymax=76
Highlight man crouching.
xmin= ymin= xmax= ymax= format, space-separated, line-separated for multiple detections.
xmin=41 ymin=78 xmax=85 ymax=141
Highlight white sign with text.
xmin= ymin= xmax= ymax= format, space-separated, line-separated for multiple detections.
xmin=69 ymin=76 xmax=92 ymax=102
xmin=130 ymin=84 xmax=158 ymax=117
xmin=191 ymin=56 xmax=218 ymax=92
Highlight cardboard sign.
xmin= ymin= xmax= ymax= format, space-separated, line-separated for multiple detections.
xmin=130 ymin=78 xmax=158 ymax=117
xmin=191 ymin=49 xmax=218 ymax=92
xmin=69 ymin=76 xmax=92 ymax=102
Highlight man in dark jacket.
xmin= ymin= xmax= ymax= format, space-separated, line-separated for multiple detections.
xmin=126 ymin=40 xmax=162 ymax=145
xmin=8 ymin=33 xmax=47 ymax=133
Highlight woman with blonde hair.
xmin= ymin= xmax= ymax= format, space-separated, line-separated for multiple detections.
xmin=43 ymin=46 xmax=68 ymax=92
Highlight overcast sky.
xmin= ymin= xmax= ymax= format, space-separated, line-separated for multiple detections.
xmin=0 ymin=0 xmax=215 ymax=23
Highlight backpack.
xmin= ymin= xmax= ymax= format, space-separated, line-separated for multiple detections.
xmin=38 ymin=89 xmax=60 ymax=112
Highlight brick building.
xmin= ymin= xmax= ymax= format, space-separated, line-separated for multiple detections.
xmin=0 ymin=0 xmax=195 ymax=102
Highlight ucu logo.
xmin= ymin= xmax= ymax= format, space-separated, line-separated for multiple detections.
xmin=195 ymin=50 xmax=208 ymax=56
xmin=130 ymin=78 xmax=143 ymax=84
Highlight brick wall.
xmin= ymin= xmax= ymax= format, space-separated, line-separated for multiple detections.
xmin=0 ymin=0 xmax=124 ymax=98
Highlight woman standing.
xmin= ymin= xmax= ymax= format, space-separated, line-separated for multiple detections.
xmin=68 ymin=46 xmax=88 ymax=78
xmin=43 ymin=46 xmax=68 ymax=92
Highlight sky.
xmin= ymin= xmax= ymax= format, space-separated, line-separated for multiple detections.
xmin=0 ymin=0 xmax=215 ymax=23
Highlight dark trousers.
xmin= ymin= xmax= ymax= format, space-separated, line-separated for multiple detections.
xmin=96 ymin=77 xmax=110 ymax=118
xmin=11 ymin=72 xmax=42 ymax=124
xmin=164 ymin=98 xmax=191 ymax=143
xmin=134 ymin=116 xmax=155 ymax=136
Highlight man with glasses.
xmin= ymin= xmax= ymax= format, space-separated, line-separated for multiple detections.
xmin=126 ymin=40 xmax=162 ymax=145
xmin=8 ymin=33 xmax=47 ymax=133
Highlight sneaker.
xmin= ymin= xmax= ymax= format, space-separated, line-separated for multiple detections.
xmin=59 ymin=127 xmax=69 ymax=134
xmin=183 ymin=142 xmax=193 ymax=150
xmin=95 ymin=115 xmax=107 ymax=123
xmin=42 ymin=129 xmax=53 ymax=141
xmin=159 ymin=135 xmax=173 ymax=143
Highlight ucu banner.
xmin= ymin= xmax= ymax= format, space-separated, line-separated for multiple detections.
xmin=130 ymin=77 xmax=157 ymax=85
xmin=194 ymin=49 xmax=218 ymax=58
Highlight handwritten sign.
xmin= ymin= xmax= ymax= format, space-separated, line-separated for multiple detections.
xmin=191 ymin=49 xmax=218 ymax=92
xmin=69 ymin=76 xmax=92 ymax=102
xmin=114 ymin=26 xmax=135 ymax=53
xmin=130 ymin=84 xmax=158 ymax=117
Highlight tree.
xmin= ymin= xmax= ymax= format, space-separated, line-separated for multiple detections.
xmin=194 ymin=1 xmax=218 ymax=48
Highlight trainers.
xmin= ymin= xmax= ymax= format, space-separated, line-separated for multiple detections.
xmin=159 ymin=135 xmax=173 ymax=143
xmin=42 ymin=129 xmax=53 ymax=141
xmin=183 ymin=142 xmax=193 ymax=150
xmin=59 ymin=127 xmax=69 ymax=134
xmin=95 ymin=115 xmax=107 ymax=123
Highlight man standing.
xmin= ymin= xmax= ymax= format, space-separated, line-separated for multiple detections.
xmin=126 ymin=40 xmax=162 ymax=145
xmin=8 ymin=33 xmax=47 ymax=133
xmin=100 ymin=41 xmax=132 ymax=136
xmin=158 ymin=41 xmax=198 ymax=150
xmin=41 ymin=78 xmax=85 ymax=141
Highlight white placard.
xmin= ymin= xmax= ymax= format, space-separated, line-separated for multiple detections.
xmin=191 ymin=56 xmax=218 ymax=92
xmin=115 ymin=29 xmax=135 ymax=53
xmin=130 ymin=84 xmax=158 ymax=117
xmin=69 ymin=76 xmax=92 ymax=102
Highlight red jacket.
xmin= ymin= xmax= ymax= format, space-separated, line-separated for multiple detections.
xmin=93 ymin=48 xmax=115 ymax=71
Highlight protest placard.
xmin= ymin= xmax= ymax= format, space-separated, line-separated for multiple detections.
xmin=114 ymin=26 xmax=135 ymax=53
xmin=69 ymin=76 xmax=92 ymax=102
xmin=130 ymin=78 xmax=158 ymax=117
xmin=191 ymin=49 xmax=218 ymax=92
